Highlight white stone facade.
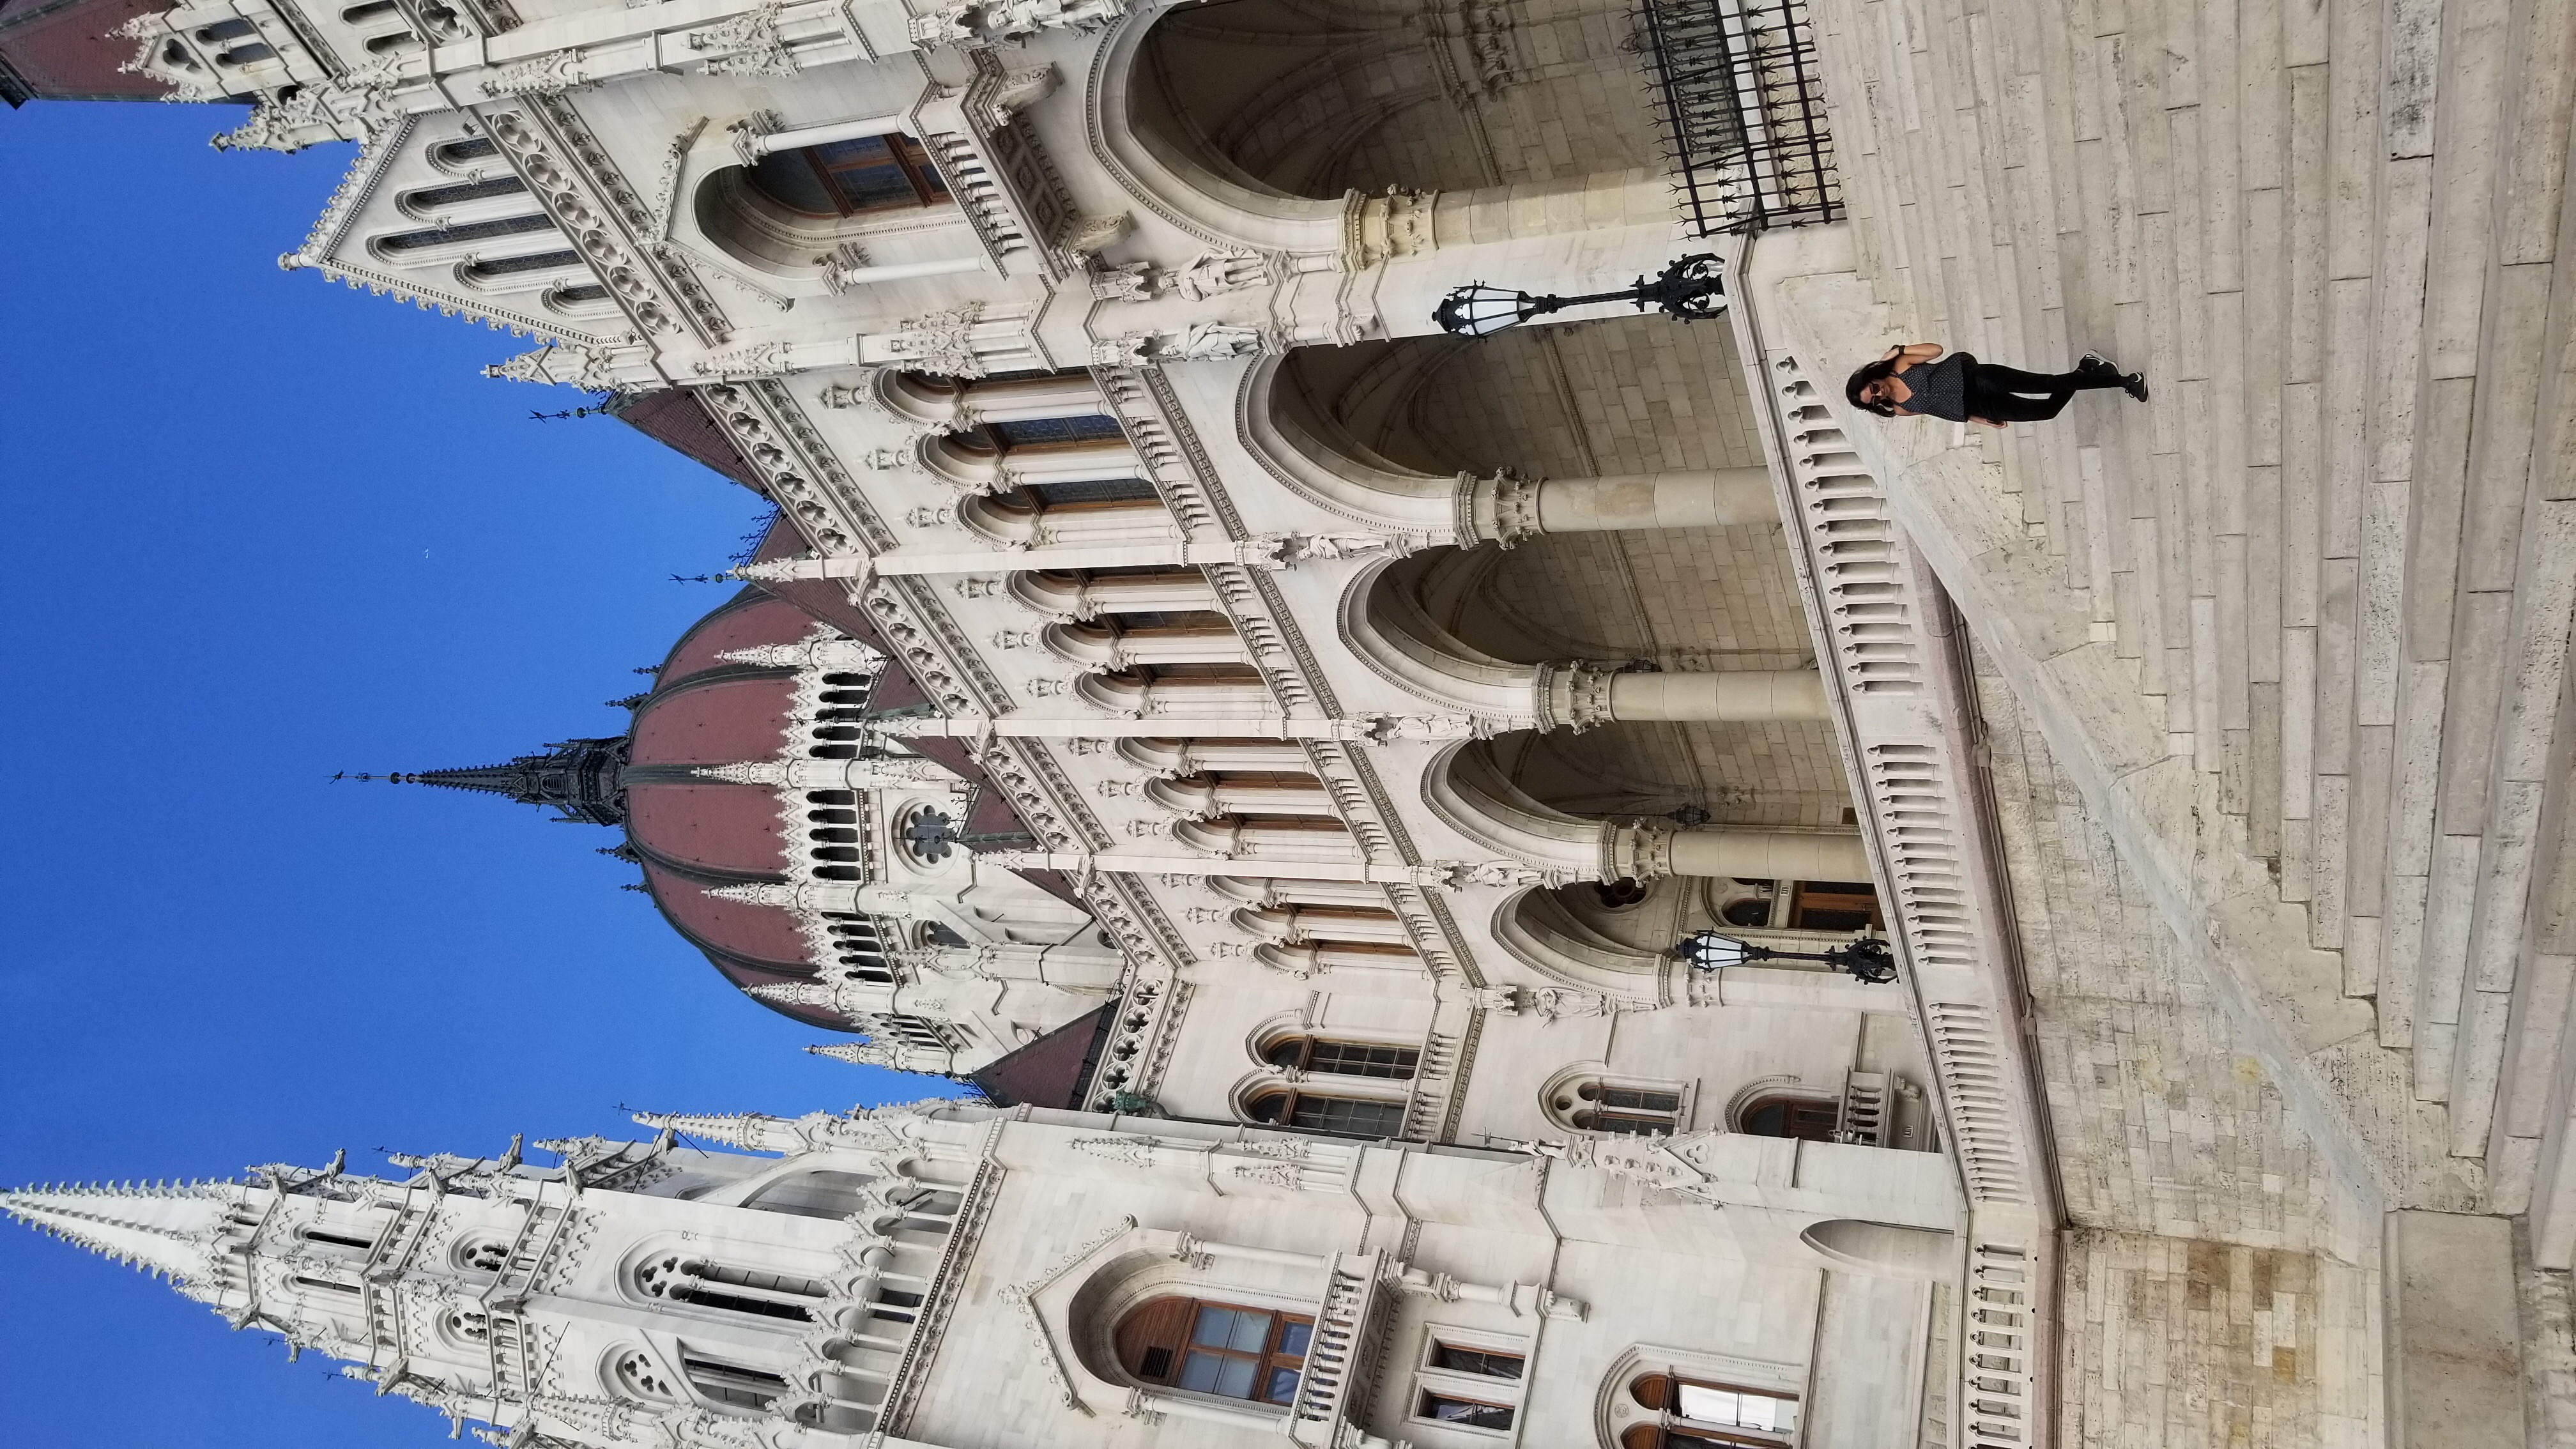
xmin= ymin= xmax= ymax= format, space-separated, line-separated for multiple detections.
xmin=17 ymin=0 xmax=2576 ymax=1439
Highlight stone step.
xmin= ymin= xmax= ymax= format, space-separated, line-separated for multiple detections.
xmin=1811 ymin=0 xmax=2576 ymax=1225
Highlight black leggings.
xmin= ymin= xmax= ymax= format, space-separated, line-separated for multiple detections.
xmin=1963 ymin=359 xmax=2126 ymax=422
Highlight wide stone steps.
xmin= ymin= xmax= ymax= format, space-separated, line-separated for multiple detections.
xmin=1805 ymin=0 xmax=2576 ymax=1206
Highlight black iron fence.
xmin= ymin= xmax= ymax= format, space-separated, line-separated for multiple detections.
xmin=1636 ymin=0 xmax=1842 ymax=235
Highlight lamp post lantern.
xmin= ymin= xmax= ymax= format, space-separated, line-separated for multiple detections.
xmin=1434 ymin=253 xmax=1726 ymax=338
xmin=1673 ymin=928 xmax=1898 ymax=985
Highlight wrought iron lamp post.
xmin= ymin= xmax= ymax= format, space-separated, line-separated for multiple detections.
xmin=1673 ymin=928 xmax=1898 ymax=984
xmin=1433 ymin=253 xmax=1727 ymax=338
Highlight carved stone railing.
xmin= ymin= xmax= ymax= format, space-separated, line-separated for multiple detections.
xmin=1286 ymin=1251 xmax=1387 ymax=1448
xmin=1729 ymin=259 xmax=2059 ymax=1449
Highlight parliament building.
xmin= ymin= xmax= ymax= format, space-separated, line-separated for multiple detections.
xmin=4 ymin=0 xmax=2573 ymax=1441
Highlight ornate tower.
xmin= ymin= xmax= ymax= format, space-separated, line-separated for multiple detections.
xmin=2 ymin=1106 xmax=987 ymax=1447
xmin=385 ymin=737 xmax=632 ymax=826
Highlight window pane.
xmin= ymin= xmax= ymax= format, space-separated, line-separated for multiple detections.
xmin=1292 ymin=1095 xmax=1406 ymax=1137
xmin=987 ymin=415 xmax=1125 ymax=448
xmin=1308 ymin=1041 xmax=1420 ymax=1079
xmin=1423 ymin=1393 xmax=1515 ymax=1429
xmin=1192 ymin=1306 xmax=1236 ymax=1347
xmin=1213 ymin=1356 xmax=1257 ymax=1399
xmin=1431 ymin=1344 xmax=1524 ymax=1379
xmin=1227 ymin=1310 xmax=1269 ymax=1353
xmin=1177 ymin=1352 xmax=1224 ymax=1393
xmin=1275 ymin=1321 xmax=1312 ymax=1358
xmin=1264 ymin=1367 xmax=1302 ymax=1404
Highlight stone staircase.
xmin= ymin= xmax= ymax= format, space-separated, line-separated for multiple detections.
xmin=1774 ymin=0 xmax=2576 ymax=1225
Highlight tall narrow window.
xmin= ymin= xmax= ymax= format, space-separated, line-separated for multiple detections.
xmin=1736 ymin=1093 xmax=1841 ymax=1141
xmin=1551 ymin=1078 xmax=1687 ymax=1137
xmin=1245 ymin=1089 xmax=1406 ymax=1137
xmin=1420 ymin=1390 xmax=1515 ymax=1430
xmin=681 ymin=1350 xmax=786 ymax=1411
xmin=746 ymin=137 xmax=951 ymax=218
xmin=1626 ymin=1374 xmax=1799 ymax=1445
xmin=1264 ymin=1036 xmax=1420 ymax=1081
xmin=1413 ymin=1332 xmax=1529 ymax=1430
xmin=1116 ymin=1297 xmax=1312 ymax=1405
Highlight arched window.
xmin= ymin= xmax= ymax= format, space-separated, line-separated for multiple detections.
xmin=680 ymin=1348 xmax=787 ymax=1410
xmin=746 ymin=136 xmax=951 ymax=218
xmin=636 ymin=1252 xmax=822 ymax=1322
xmin=1116 ymin=1297 xmax=1312 ymax=1404
xmin=379 ymin=213 xmax=556 ymax=253
xmin=1245 ymin=1087 xmax=1405 ymax=1137
xmin=611 ymin=1347 xmax=677 ymax=1402
xmin=1262 ymin=1036 xmax=1418 ymax=1080
xmin=1735 ymin=1093 xmax=1840 ymax=1141
xmin=1550 ymin=1078 xmax=1685 ymax=1136
xmin=300 ymin=1226 xmax=377 ymax=1254
xmin=1623 ymin=1373 xmax=1798 ymax=1445
xmin=460 ymin=249 xmax=582 ymax=283
xmin=744 ymin=1168 xmax=877 ymax=1220
xmin=454 ymin=1236 xmax=510 ymax=1273
xmin=431 ymin=135 xmax=500 ymax=165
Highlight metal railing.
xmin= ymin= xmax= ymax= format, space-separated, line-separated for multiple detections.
xmin=1635 ymin=0 xmax=1842 ymax=234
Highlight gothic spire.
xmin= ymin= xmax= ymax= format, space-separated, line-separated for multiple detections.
xmin=0 ymin=1179 xmax=250 ymax=1292
xmin=367 ymin=736 xmax=632 ymax=825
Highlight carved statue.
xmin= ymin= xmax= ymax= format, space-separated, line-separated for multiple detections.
xmin=1168 ymin=249 xmax=1268 ymax=301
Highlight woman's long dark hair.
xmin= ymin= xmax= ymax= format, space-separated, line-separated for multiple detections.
xmin=1846 ymin=357 xmax=1899 ymax=417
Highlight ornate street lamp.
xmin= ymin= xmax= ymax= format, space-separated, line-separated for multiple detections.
xmin=1434 ymin=253 xmax=1726 ymax=338
xmin=1673 ymin=928 xmax=1898 ymax=985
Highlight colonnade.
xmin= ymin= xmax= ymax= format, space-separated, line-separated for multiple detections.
xmin=763 ymin=366 xmax=1864 ymax=904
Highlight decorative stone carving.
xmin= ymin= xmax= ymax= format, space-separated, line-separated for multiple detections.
xmin=480 ymin=108 xmax=683 ymax=335
xmin=692 ymin=761 xmax=788 ymax=786
xmin=687 ymin=340 xmax=795 ymax=379
xmin=975 ymin=63 xmax=1059 ymax=127
xmin=1168 ymin=249 xmax=1268 ymax=301
xmin=1341 ymin=187 xmax=1439 ymax=271
xmin=1069 ymin=1135 xmax=1160 ymax=1170
xmin=1059 ymin=212 xmax=1133 ymax=259
xmin=482 ymin=341 xmax=639 ymax=390
xmin=688 ymin=3 xmax=797 ymax=77
xmin=1089 ymin=335 xmax=1151 ymax=367
xmin=1086 ymin=260 xmax=1156 ymax=303
xmin=1159 ymin=323 xmax=1270 ymax=362
xmin=1471 ymin=986 xmax=1526 ymax=1014
xmin=1227 ymin=1162 xmax=1302 ymax=1189
xmin=214 ymin=58 xmax=408 ymax=152
xmin=882 ymin=303 xmax=985 ymax=378
xmin=479 ymin=49 xmax=586 ymax=98
xmin=1430 ymin=859 xmax=1557 ymax=889
xmin=1280 ymin=532 xmax=1399 ymax=562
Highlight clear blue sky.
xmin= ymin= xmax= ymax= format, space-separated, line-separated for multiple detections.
xmin=1 ymin=102 xmax=931 ymax=1446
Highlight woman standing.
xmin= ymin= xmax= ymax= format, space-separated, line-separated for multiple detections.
xmin=1845 ymin=344 xmax=2147 ymax=427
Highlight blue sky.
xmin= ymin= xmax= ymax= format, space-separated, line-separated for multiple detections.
xmin=0 ymin=101 xmax=928 ymax=1445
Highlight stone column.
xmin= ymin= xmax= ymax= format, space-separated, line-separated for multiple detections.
xmin=1331 ymin=170 xmax=1687 ymax=344
xmin=1533 ymin=664 xmax=1828 ymax=730
xmin=1457 ymin=467 xmax=1779 ymax=545
xmin=1604 ymin=820 xmax=1870 ymax=884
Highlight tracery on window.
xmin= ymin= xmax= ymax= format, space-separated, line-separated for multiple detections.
xmin=636 ymin=1252 xmax=822 ymax=1322
xmin=1548 ymin=1075 xmax=1687 ymax=1136
xmin=611 ymin=1347 xmax=677 ymax=1402
xmin=1116 ymin=1296 xmax=1312 ymax=1405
